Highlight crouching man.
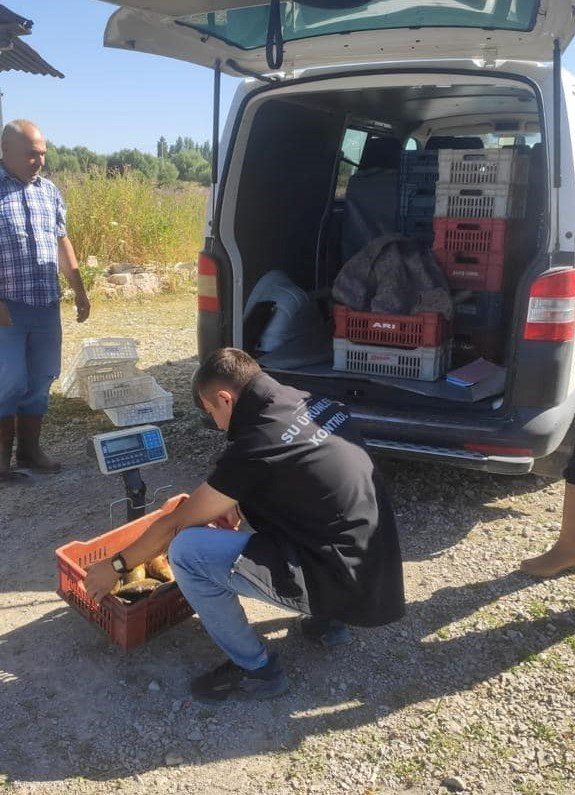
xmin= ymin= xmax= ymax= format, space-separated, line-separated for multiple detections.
xmin=85 ymin=348 xmax=404 ymax=702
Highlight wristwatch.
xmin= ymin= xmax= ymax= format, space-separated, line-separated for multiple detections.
xmin=110 ymin=553 xmax=130 ymax=574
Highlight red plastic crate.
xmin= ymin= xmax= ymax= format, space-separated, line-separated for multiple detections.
xmin=333 ymin=304 xmax=449 ymax=348
xmin=435 ymin=249 xmax=505 ymax=291
xmin=433 ymin=217 xmax=512 ymax=254
xmin=56 ymin=494 xmax=194 ymax=651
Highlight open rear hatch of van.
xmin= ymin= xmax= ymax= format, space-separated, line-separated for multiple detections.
xmin=101 ymin=1 xmax=575 ymax=73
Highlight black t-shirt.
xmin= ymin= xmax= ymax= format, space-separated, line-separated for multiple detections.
xmin=207 ymin=373 xmax=404 ymax=626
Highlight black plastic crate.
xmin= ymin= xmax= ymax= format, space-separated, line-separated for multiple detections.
xmin=453 ymin=291 xmax=503 ymax=331
xmin=400 ymin=151 xmax=439 ymax=187
xmin=398 ymin=216 xmax=435 ymax=245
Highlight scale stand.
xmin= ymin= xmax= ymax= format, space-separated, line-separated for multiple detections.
xmin=122 ymin=468 xmax=147 ymax=521
xmin=91 ymin=425 xmax=171 ymax=525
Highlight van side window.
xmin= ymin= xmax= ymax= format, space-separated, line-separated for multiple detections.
xmin=404 ymin=137 xmax=418 ymax=151
xmin=336 ymin=129 xmax=368 ymax=199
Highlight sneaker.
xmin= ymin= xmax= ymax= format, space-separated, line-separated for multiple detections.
xmin=190 ymin=652 xmax=289 ymax=703
xmin=300 ymin=617 xmax=353 ymax=648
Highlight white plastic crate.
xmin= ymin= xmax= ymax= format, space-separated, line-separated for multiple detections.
xmin=438 ymin=149 xmax=530 ymax=186
xmin=435 ymin=183 xmax=527 ymax=219
xmin=87 ymin=374 xmax=159 ymax=410
xmin=60 ymin=362 xmax=138 ymax=399
xmin=333 ymin=338 xmax=450 ymax=381
xmin=69 ymin=337 xmax=139 ymax=370
xmin=104 ymin=388 xmax=174 ymax=427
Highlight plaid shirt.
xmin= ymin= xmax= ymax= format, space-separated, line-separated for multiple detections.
xmin=0 ymin=164 xmax=67 ymax=307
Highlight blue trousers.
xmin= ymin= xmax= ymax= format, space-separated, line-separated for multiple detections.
xmin=169 ymin=528 xmax=309 ymax=670
xmin=0 ymin=300 xmax=62 ymax=418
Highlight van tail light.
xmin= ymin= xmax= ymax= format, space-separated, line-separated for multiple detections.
xmin=198 ymin=251 xmax=220 ymax=313
xmin=524 ymin=268 xmax=575 ymax=341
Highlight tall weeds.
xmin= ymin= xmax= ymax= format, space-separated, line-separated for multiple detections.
xmin=54 ymin=170 xmax=208 ymax=266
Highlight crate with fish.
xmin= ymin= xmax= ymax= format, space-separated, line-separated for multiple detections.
xmin=333 ymin=304 xmax=450 ymax=349
xmin=438 ymin=148 xmax=530 ymax=187
xmin=333 ymin=337 xmax=450 ymax=381
xmin=56 ymin=494 xmax=194 ymax=651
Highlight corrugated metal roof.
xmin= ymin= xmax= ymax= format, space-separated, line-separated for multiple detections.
xmin=0 ymin=4 xmax=63 ymax=77
xmin=0 ymin=4 xmax=32 ymax=29
xmin=0 ymin=37 xmax=64 ymax=77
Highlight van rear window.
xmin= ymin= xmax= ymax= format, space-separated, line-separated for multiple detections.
xmin=177 ymin=1 xmax=539 ymax=51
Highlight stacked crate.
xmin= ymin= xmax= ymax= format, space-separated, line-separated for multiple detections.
xmin=432 ymin=149 xmax=530 ymax=364
xmin=398 ymin=150 xmax=439 ymax=246
xmin=60 ymin=338 xmax=174 ymax=426
xmin=332 ymin=304 xmax=451 ymax=381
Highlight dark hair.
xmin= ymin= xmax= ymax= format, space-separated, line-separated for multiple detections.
xmin=192 ymin=348 xmax=261 ymax=409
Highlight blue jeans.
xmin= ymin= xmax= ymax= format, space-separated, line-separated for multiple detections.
xmin=0 ymin=300 xmax=62 ymax=418
xmin=169 ymin=528 xmax=309 ymax=670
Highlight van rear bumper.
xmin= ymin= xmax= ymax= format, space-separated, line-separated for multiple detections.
xmin=363 ymin=437 xmax=534 ymax=474
xmin=353 ymin=394 xmax=575 ymax=476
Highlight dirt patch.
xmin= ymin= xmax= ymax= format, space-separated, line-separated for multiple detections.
xmin=1 ymin=297 xmax=574 ymax=794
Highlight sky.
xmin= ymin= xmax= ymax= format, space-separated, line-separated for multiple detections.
xmin=4 ymin=1 xmax=575 ymax=156
xmin=3 ymin=0 xmax=240 ymax=154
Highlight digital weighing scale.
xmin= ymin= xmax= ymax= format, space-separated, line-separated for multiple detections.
xmin=92 ymin=425 xmax=169 ymax=522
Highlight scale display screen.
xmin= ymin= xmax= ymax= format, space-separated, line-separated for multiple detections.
xmin=103 ymin=436 xmax=143 ymax=455
xmin=93 ymin=425 xmax=167 ymax=475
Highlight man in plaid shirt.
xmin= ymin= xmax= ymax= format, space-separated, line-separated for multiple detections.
xmin=0 ymin=120 xmax=90 ymax=482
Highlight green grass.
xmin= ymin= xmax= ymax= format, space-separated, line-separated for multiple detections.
xmin=54 ymin=170 xmax=207 ymax=267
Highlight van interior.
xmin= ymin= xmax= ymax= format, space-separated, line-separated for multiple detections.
xmin=226 ymin=73 xmax=543 ymax=414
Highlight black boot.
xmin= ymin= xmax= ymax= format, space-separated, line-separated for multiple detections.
xmin=0 ymin=415 xmax=15 ymax=481
xmin=16 ymin=414 xmax=61 ymax=473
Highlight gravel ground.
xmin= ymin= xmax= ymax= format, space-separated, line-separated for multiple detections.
xmin=1 ymin=296 xmax=574 ymax=795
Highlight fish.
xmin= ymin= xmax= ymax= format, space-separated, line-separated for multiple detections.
xmin=145 ymin=554 xmax=174 ymax=583
xmin=115 ymin=578 xmax=163 ymax=603
xmin=122 ymin=563 xmax=147 ymax=584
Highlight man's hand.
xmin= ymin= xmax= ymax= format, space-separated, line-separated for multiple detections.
xmin=75 ymin=293 xmax=90 ymax=323
xmin=208 ymin=505 xmax=243 ymax=530
xmin=84 ymin=559 xmax=120 ymax=604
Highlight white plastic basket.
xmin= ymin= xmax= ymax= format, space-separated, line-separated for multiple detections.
xmin=104 ymin=388 xmax=174 ymax=427
xmin=87 ymin=374 xmax=159 ymax=410
xmin=438 ymin=149 xmax=530 ymax=186
xmin=60 ymin=362 xmax=138 ymax=399
xmin=435 ymin=183 xmax=527 ymax=219
xmin=69 ymin=338 xmax=139 ymax=370
xmin=333 ymin=338 xmax=450 ymax=381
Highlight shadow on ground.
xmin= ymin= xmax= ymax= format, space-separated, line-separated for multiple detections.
xmin=1 ymin=574 xmax=573 ymax=783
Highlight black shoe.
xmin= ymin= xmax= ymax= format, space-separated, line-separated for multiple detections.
xmin=190 ymin=652 xmax=289 ymax=703
xmin=300 ymin=617 xmax=353 ymax=648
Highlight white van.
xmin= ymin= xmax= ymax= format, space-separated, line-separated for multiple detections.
xmin=103 ymin=1 xmax=575 ymax=477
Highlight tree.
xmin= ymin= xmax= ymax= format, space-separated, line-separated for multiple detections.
xmin=170 ymin=149 xmax=211 ymax=184
xmin=157 ymin=159 xmax=179 ymax=186
xmin=107 ymin=149 xmax=159 ymax=180
xmin=58 ymin=154 xmax=81 ymax=173
xmin=157 ymin=136 xmax=168 ymax=159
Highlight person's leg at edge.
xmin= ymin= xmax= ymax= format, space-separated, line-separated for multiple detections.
xmin=168 ymin=527 xmax=289 ymax=701
xmin=0 ymin=302 xmax=28 ymax=481
xmin=520 ymin=479 xmax=575 ymax=577
xmin=15 ymin=302 xmax=62 ymax=473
